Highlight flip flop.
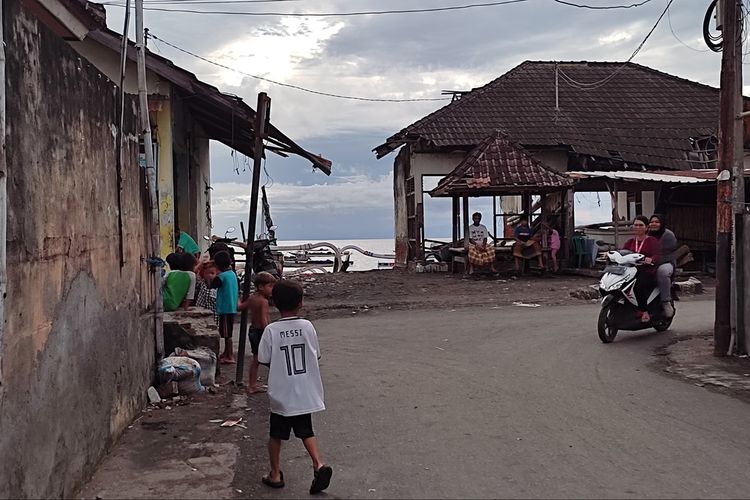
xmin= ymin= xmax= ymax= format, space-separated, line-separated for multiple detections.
xmin=262 ymin=471 xmax=284 ymax=489
xmin=310 ymin=465 xmax=333 ymax=494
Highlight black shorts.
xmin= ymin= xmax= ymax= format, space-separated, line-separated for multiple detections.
xmin=270 ymin=413 xmax=314 ymax=441
xmin=248 ymin=327 xmax=264 ymax=355
xmin=218 ymin=314 xmax=234 ymax=339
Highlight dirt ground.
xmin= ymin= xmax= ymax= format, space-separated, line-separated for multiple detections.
xmin=657 ymin=333 xmax=750 ymax=403
xmin=297 ymin=269 xmax=715 ymax=320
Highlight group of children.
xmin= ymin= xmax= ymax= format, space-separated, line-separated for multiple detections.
xmin=163 ymin=245 xmax=332 ymax=494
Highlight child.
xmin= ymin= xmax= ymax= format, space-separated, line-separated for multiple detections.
xmin=548 ymin=223 xmax=561 ymax=272
xmin=162 ymin=253 xmax=197 ymax=312
xmin=238 ymin=271 xmax=277 ymax=394
xmin=257 ymin=280 xmax=332 ymax=494
xmin=194 ymin=260 xmax=219 ymax=323
xmin=211 ymin=251 xmax=239 ymax=364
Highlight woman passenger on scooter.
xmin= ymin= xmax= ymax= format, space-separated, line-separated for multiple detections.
xmin=622 ymin=215 xmax=661 ymax=323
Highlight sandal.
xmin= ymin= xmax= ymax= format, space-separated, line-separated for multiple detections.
xmin=310 ymin=465 xmax=333 ymax=494
xmin=262 ymin=471 xmax=285 ymax=489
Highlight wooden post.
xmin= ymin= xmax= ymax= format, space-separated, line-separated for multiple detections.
xmin=452 ymin=197 xmax=459 ymax=243
xmin=564 ymin=188 xmax=575 ymax=263
xmin=462 ymin=197 xmax=469 ymax=242
xmin=236 ymin=93 xmax=271 ymax=384
xmin=732 ymin=0 xmax=746 ymax=355
xmin=136 ymin=0 xmax=164 ymax=358
xmin=0 ymin=0 xmax=7 ymax=380
xmin=492 ymin=195 xmax=498 ymax=241
xmin=715 ymin=0 xmax=741 ymax=356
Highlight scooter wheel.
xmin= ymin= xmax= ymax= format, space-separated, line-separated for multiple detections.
xmin=597 ymin=305 xmax=619 ymax=343
xmin=653 ymin=318 xmax=672 ymax=332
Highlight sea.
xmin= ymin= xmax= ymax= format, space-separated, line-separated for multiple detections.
xmin=276 ymin=238 xmax=398 ymax=272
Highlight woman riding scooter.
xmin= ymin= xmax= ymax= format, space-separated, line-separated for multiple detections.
xmin=648 ymin=214 xmax=677 ymax=318
xmin=621 ymin=215 xmax=660 ymax=323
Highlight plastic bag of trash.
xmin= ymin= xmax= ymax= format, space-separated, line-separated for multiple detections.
xmin=173 ymin=347 xmax=217 ymax=386
xmin=158 ymin=356 xmax=204 ymax=394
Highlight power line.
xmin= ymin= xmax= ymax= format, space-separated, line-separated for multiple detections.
xmin=104 ymin=0 xmax=656 ymax=17
xmin=105 ymin=0 xmax=530 ymax=16
xmin=666 ymin=0 xmax=708 ymax=52
xmin=557 ymin=0 xmax=675 ymax=90
xmin=148 ymin=33 xmax=451 ymax=102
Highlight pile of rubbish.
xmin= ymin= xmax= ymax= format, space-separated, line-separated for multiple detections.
xmin=147 ymin=347 xmax=217 ymax=403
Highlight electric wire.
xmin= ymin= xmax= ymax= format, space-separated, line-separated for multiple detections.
xmin=703 ymin=0 xmax=722 ymax=52
xmin=104 ymin=0 xmax=655 ymax=16
xmin=148 ymin=33 xmax=451 ymax=102
xmin=667 ymin=0 xmax=708 ymax=52
xmin=557 ymin=0 xmax=675 ymax=90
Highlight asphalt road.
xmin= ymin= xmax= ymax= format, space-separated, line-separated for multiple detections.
xmin=237 ymin=299 xmax=750 ymax=499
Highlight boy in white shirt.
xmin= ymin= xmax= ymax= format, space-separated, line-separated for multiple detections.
xmin=257 ymin=280 xmax=332 ymax=494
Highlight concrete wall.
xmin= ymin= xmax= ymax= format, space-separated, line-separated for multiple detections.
xmin=193 ymin=128 xmax=212 ymax=246
xmin=170 ymin=93 xmax=212 ymax=247
xmin=68 ymin=37 xmax=168 ymax=95
xmin=0 ymin=3 xmax=155 ymax=497
xmin=156 ymin=96 xmax=175 ymax=257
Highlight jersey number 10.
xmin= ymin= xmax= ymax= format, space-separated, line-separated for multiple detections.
xmin=280 ymin=344 xmax=307 ymax=376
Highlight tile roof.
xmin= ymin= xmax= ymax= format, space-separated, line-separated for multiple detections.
xmin=431 ymin=131 xmax=573 ymax=197
xmin=375 ymin=61 xmax=721 ymax=170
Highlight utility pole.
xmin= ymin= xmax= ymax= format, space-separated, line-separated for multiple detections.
xmin=715 ymin=0 xmax=742 ymax=356
xmin=236 ymin=92 xmax=271 ymax=384
xmin=136 ymin=0 xmax=164 ymax=358
xmin=732 ymin=0 xmax=746 ymax=355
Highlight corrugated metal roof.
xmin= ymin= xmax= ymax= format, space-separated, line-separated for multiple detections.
xmin=566 ymin=170 xmax=712 ymax=184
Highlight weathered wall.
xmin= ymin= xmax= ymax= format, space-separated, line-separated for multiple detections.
xmin=193 ymin=126 xmax=212 ymax=246
xmin=156 ymin=95 xmax=175 ymax=257
xmin=0 ymin=3 xmax=155 ymax=498
xmin=172 ymin=93 xmax=211 ymax=250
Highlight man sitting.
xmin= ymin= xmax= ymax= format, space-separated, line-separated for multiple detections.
xmin=467 ymin=212 xmax=496 ymax=275
xmin=512 ymin=216 xmax=544 ymax=274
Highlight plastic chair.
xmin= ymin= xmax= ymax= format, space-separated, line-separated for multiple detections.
xmin=572 ymin=236 xmax=588 ymax=268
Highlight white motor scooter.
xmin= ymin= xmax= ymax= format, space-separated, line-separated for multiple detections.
xmin=597 ymin=251 xmax=674 ymax=343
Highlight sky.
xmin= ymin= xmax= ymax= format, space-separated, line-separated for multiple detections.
xmin=104 ymin=0 xmax=728 ymax=240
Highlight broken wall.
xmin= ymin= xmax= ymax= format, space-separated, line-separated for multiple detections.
xmin=0 ymin=3 xmax=155 ymax=497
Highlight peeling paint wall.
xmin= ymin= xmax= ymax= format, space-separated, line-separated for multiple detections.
xmin=156 ymin=97 xmax=175 ymax=258
xmin=0 ymin=3 xmax=155 ymax=497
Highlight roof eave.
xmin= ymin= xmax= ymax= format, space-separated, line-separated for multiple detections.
xmin=87 ymin=28 xmax=332 ymax=175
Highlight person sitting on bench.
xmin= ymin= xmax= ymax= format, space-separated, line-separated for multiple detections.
xmin=512 ymin=216 xmax=544 ymax=273
xmin=467 ymin=212 xmax=496 ymax=275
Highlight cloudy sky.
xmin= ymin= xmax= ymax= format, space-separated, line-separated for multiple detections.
xmin=105 ymin=0 xmax=725 ymax=241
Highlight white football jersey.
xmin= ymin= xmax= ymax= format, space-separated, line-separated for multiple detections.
xmin=258 ymin=317 xmax=325 ymax=417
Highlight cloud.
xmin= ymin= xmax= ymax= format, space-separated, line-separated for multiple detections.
xmin=212 ymin=173 xmax=393 ymax=215
xmin=101 ymin=1 xmax=726 ymax=239
xmin=598 ymin=29 xmax=635 ymax=46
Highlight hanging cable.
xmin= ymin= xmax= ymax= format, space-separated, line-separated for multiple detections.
xmin=667 ymin=0 xmax=709 ymax=52
xmin=104 ymin=0 xmax=655 ymax=16
xmin=148 ymin=33 xmax=450 ymax=102
xmin=557 ymin=0 xmax=674 ymax=91
xmin=703 ymin=0 xmax=722 ymax=52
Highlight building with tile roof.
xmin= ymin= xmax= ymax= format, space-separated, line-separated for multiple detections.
xmin=375 ymin=61 xmax=731 ymax=266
